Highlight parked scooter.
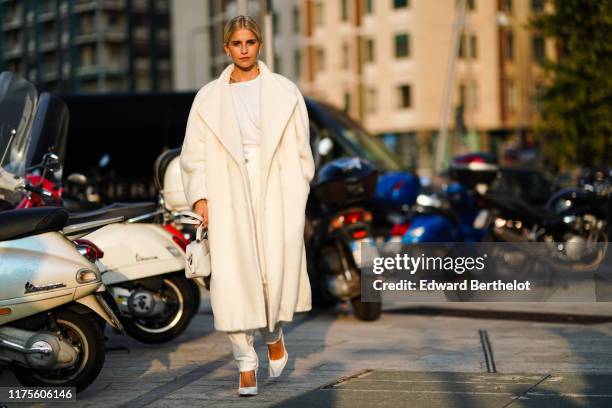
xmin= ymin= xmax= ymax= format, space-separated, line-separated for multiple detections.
xmin=0 ymin=206 xmax=124 ymax=392
xmin=306 ymin=156 xmax=382 ymax=321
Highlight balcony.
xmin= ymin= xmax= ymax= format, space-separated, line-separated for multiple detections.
xmin=105 ymin=26 xmax=128 ymax=42
xmin=73 ymin=1 xmax=97 ymax=13
xmin=3 ymin=45 xmax=22 ymax=60
xmin=131 ymin=0 xmax=169 ymax=14
xmin=2 ymin=17 xmax=22 ymax=31
xmin=102 ymin=0 xmax=127 ymax=10
xmin=76 ymin=64 xmax=99 ymax=77
xmin=40 ymin=40 xmax=58 ymax=53
xmin=74 ymin=31 xmax=97 ymax=44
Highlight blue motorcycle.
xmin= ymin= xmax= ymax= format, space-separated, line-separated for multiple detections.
xmin=401 ymin=182 xmax=490 ymax=244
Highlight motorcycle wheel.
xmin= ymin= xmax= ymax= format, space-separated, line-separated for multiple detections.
xmin=350 ymin=293 xmax=382 ymax=321
xmin=11 ymin=309 xmax=105 ymax=393
xmin=120 ymin=275 xmax=196 ymax=344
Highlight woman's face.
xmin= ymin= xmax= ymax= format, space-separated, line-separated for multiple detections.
xmin=224 ymin=28 xmax=262 ymax=69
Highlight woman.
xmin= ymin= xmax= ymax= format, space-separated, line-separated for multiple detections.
xmin=179 ymin=15 xmax=315 ymax=396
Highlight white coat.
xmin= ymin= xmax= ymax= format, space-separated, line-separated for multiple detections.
xmin=179 ymin=59 xmax=315 ymax=332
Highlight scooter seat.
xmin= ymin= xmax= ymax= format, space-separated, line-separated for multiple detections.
xmin=66 ymin=202 xmax=158 ymax=226
xmin=0 ymin=207 xmax=69 ymax=241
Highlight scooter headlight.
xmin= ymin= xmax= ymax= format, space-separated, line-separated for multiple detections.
xmin=76 ymin=268 xmax=99 ymax=284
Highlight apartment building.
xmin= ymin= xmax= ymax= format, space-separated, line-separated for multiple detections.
xmin=0 ymin=0 xmax=173 ymax=92
xmin=171 ymin=0 xmax=302 ymax=91
xmin=302 ymin=0 xmax=553 ymax=170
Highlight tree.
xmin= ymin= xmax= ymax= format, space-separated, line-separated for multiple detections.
xmin=531 ymin=0 xmax=612 ymax=170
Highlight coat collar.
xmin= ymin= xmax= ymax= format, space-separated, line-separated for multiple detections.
xmin=196 ymin=59 xmax=298 ymax=187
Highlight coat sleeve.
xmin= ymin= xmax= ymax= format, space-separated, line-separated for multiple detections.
xmin=179 ymin=94 xmax=208 ymax=209
xmin=295 ymin=88 xmax=316 ymax=183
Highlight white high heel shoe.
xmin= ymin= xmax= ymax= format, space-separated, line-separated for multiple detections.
xmin=238 ymin=367 xmax=258 ymax=396
xmin=268 ymin=332 xmax=288 ymax=378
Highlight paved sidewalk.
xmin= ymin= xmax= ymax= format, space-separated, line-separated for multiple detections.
xmin=2 ymin=293 xmax=612 ymax=407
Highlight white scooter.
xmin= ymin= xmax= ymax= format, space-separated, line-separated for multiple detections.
xmin=0 ymin=206 xmax=124 ymax=392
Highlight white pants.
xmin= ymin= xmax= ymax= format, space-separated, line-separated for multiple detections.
xmin=227 ymin=144 xmax=282 ymax=372
xmin=227 ymin=322 xmax=283 ymax=372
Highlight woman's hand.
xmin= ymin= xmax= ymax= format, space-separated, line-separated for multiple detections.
xmin=193 ymin=199 xmax=208 ymax=228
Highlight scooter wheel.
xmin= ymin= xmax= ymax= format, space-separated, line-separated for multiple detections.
xmin=11 ymin=309 xmax=106 ymax=393
xmin=120 ymin=275 xmax=196 ymax=344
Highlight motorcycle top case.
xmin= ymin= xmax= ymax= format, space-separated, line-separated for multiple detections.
xmin=313 ymin=157 xmax=378 ymax=209
xmin=449 ymin=152 xmax=499 ymax=188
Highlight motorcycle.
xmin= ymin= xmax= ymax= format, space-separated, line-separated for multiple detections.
xmin=546 ymin=167 xmax=611 ymax=244
xmin=306 ymin=156 xmax=382 ymax=321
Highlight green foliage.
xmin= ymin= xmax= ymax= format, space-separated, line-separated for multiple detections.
xmin=530 ymin=0 xmax=612 ymax=170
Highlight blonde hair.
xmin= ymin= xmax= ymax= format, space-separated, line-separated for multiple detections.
xmin=223 ymin=15 xmax=263 ymax=45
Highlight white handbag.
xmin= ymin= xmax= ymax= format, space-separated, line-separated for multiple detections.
xmin=179 ymin=211 xmax=211 ymax=279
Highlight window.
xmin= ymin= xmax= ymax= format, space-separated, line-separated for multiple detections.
xmin=505 ymin=79 xmax=517 ymax=113
xmin=459 ymin=83 xmax=467 ymax=107
xmin=344 ymin=91 xmax=351 ymax=113
xmin=342 ymin=42 xmax=349 ymax=69
xmin=502 ymin=0 xmax=512 ymax=13
xmin=292 ymin=6 xmax=300 ymax=34
xmin=367 ymin=87 xmax=378 ymax=113
xmin=294 ymin=50 xmax=301 ymax=77
xmin=393 ymin=0 xmax=409 ymax=8
xmin=395 ymin=33 xmax=410 ymax=58
xmin=532 ymin=35 xmax=545 ymax=62
xmin=505 ymin=30 xmax=514 ymax=60
xmin=459 ymin=34 xmax=477 ymax=60
xmin=459 ymin=80 xmax=478 ymax=109
xmin=316 ymin=47 xmax=325 ymax=71
xmin=531 ymin=0 xmax=544 ymax=12
xmin=341 ymin=0 xmax=349 ymax=21
xmin=365 ymin=38 xmax=375 ymax=62
xmin=315 ymin=2 xmax=324 ymax=26
xmin=398 ymin=84 xmax=412 ymax=108
xmin=272 ymin=11 xmax=279 ymax=35
xmin=533 ymin=83 xmax=545 ymax=113
xmin=364 ymin=0 xmax=374 ymax=14
xmin=457 ymin=0 xmax=476 ymax=10
xmin=469 ymin=34 xmax=477 ymax=59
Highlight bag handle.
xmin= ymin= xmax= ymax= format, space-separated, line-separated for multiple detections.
xmin=195 ymin=224 xmax=208 ymax=243
xmin=179 ymin=210 xmax=208 ymax=242
xmin=179 ymin=210 xmax=203 ymax=225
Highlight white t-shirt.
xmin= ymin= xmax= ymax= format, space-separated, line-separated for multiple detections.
xmin=229 ymin=74 xmax=261 ymax=146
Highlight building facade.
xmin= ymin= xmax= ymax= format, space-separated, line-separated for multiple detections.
xmin=0 ymin=0 xmax=173 ymax=92
xmin=302 ymin=0 xmax=553 ymax=171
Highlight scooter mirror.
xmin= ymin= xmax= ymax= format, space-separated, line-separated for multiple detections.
xmin=42 ymin=152 xmax=61 ymax=172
